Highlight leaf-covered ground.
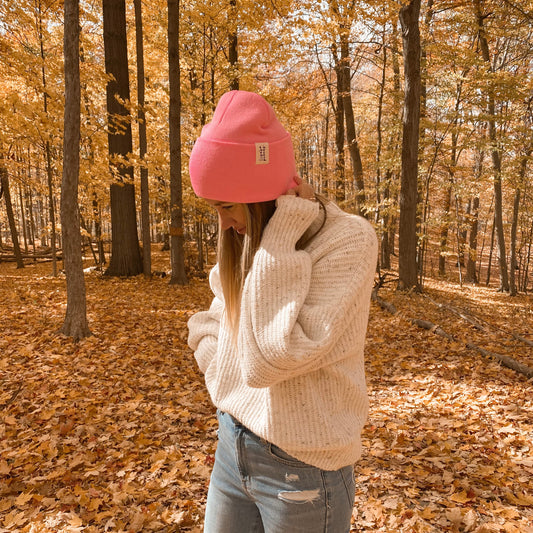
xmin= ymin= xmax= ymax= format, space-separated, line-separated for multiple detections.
xmin=1 ymin=255 xmax=532 ymax=532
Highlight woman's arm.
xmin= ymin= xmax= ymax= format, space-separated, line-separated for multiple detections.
xmin=187 ymin=265 xmax=224 ymax=373
xmin=238 ymin=195 xmax=377 ymax=388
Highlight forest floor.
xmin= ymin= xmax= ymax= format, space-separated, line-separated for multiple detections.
xmin=0 ymin=252 xmax=532 ymax=533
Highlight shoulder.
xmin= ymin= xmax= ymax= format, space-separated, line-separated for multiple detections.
xmin=316 ymin=203 xmax=378 ymax=250
xmin=301 ymin=204 xmax=378 ymax=279
xmin=301 ymin=204 xmax=378 ymax=294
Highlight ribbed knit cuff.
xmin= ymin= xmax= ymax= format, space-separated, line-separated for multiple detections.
xmin=262 ymin=195 xmax=320 ymax=251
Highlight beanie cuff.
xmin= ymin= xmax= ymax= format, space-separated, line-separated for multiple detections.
xmin=190 ymin=134 xmax=297 ymax=203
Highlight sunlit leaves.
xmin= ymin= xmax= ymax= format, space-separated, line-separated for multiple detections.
xmin=1 ymin=254 xmax=532 ymax=531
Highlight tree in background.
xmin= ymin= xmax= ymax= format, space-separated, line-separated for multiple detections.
xmin=60 ymin=0 xmax=91 ymax=340
xmin=168 ymin=0 xmax=188 ymax=285
xmin=228 ymin=0 xmax=239 ymax=91
xmin=397 ymin=0 xmax=421 ymax=291
xmin=36 ymin=0 xmax=60 ymax=277
xmin=475 ymin=0 xmax=509 ymax=292
xmin=1 ymin=0 xmax=533 ymax=293
xmin=134 ymin=0 xmax=152 ymax=279
xmin=0 ymin=159 xmax=24 ymax=269
xmin=102 ymin=0 xmax=142 ymax=277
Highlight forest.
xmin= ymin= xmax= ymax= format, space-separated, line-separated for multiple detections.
xmin=1 ymin=0 xmax=532 ymax=296
xmin=1 ymin=0 xmax=532 ymax=532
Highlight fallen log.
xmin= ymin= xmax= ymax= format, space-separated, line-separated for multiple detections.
xmin=409 ymin=318 xmax=455 ymax=341
xmin=424 ymin=293 xmax=533 ymax=350
xmin=371 ymin=289 xmax=398 ymax=315
xmin=465 ymin=342 xmax=533 ymax=379
xmin=0 ymin=253 xmax=63 ymax=262
xmin=372 ymin=289 xmax=533 ymax=380
xmin=512 ymin=333 xmax=533 ymax=348
xmin=423 ymin=294 xmax=486 ymax=331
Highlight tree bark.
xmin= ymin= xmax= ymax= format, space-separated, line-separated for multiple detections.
xmin=37 ymin=0 xmax=58 ymax=277
xmin=332 ymin=43 xmax=345 ymax=203
xmin=466 ymin=195 xmax=480 ymax=283
xmin=103 ymin=0 xmax=143 ymax=277
xmin=475 ymin=0 xmax=509 ymax=291
xmin=0 ymin=164 xmax=25 ymax=269
xmin=509 ymin=187 xmax=520 ymax=296
xmin=134 ymin=0 xmax=152 ymax=279
xmin=168 ymin=0 xmax=188 ymax=285
xmin=340 ymin=31 xmax=365 ymax=213
xmin=438 ymin=184 xmax=452 ymax=275
xmin=27 ymin=185 xmax=37 ymax=257
xmin=18 ymin=181 xmax=28 ymax=253
xmin=381 ymin=22 xmax=402 ymax=270
xmin=375 ymin=34 xmax=386 ymax=251
xmin=228 ymin=0 xmax=238 ymax=90
xmin=60 ymin=0 xmax=91 ymax=341
xmin=92 ymin=194 xmax=106 ymax=266
xmin=523 ymin=218 xmax=533 ymax=292
xmin=466 ymin=149 xmax=484 ymax=283
xmin=486 ymin=214 xmax=496 ymax=286
xmin=397 ymin=0 xmax=421 ymax=291
xmin=509 ymin=151 xmax=530 ymax=295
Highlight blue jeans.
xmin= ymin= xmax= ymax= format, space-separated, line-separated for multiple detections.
xmin=204 ymin=411 xmax=355 ymax=532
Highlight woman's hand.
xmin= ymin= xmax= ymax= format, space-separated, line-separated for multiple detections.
xmin=285 ymin=176 xmax=317 ymax=202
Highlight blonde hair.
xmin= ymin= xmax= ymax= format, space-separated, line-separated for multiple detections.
xmin=217 ymin=197 xmax=327 ymax=338
xmin=218 ymin=200 xmax=276 ymax=335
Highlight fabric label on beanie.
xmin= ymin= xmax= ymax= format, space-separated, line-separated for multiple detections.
xmin=255 ymin=142 xmax=269 ymax=164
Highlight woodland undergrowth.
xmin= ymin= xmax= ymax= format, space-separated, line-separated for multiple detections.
xmin=0 ymin=253 xmax=532 ymax=532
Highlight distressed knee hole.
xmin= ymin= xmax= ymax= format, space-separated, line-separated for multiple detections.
xmin=285 ymin=473 xmax=299 ymax=482
xmin=277 ymin=489 xmax=320 ymax=504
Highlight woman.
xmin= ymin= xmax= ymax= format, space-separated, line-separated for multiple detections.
xmin=187 ymin=90 xmax=377 ymax=533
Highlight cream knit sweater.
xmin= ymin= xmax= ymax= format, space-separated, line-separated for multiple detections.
xmin=188 ymin=195 xmax=378 ymax=470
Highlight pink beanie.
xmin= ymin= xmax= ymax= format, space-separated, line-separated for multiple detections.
xmin=189 ymin=90 xmax=297 ymax=203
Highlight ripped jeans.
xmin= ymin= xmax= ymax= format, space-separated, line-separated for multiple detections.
xmin=203 ymin=411 xmax=355 ymax=533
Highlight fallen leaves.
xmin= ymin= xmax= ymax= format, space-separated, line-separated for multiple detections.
xmin=359 ymin=278 xmax=533 ymax=532
xmin=1 ymin=256 xmax=213 ymax=532
xmin=1 ymin=257 xmax=532 ymax=532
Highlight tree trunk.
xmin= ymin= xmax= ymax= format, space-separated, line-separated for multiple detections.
xmin=18 ymin=182 xmax=28 ymax=253
xmin=134 ymin=0 xmax=152 ymax=279
xmin=35 ymin=0 xmax=57 ymax=274
xmin=476 ymin=0 xmax=509 ymax=291
xmin=168 ymin=0 xmax=188 ymax=285
xmin=375 ymin=34 xmax=386 ymax=269
xmin=0 ymin=164 xmax=24 ymax=269
xmin=509 ymin=151 xmax=530 ymax=295
xmin=28 ymin=186 xmax=37 ymax=257
xmin=397 ymin=0 xmax=421 ymax=291
xmin=523 ymin=219 xmax=533 ymax=292
xmin=509 ymin=187 xmax=520 ymax=296
xmin=381 ymin=173 xmax=392 ymax=270
xmin=466 ymin=195 xmax=480 ymax=283
xmin=331 ymin=43 xmax=345 ymax=203
xmin=196 ymin=216 xmax=204 ymax=272
xmin=103 ymin=0 xmax=143 ymax=277
xmin=381 ymin=22 xmax=402 ymax=270
xmin=38 ymin=0 xmax=58 ymax=277
xmin=466 ymin=149 xmax=484 ymax=283
xmin=60 ymin=0 xmax=91 ymax=341
xmin=228 ymin=0 xmax=238 ymax=90
xmin=486 ymin=215 xmax=496 ymax=286
xmin=340 ymin=31 xmax=365 ymax=214
xmin=439 ymin=184 xmax=452 ymax=275
xmin=92 ymin=194 xmax=106 ymax=266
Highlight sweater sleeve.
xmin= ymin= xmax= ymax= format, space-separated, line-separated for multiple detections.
xmin=187 ymin=265 xmax=224 ymax=374
xmin=237 ymin=195 xmax=377 ymax=388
